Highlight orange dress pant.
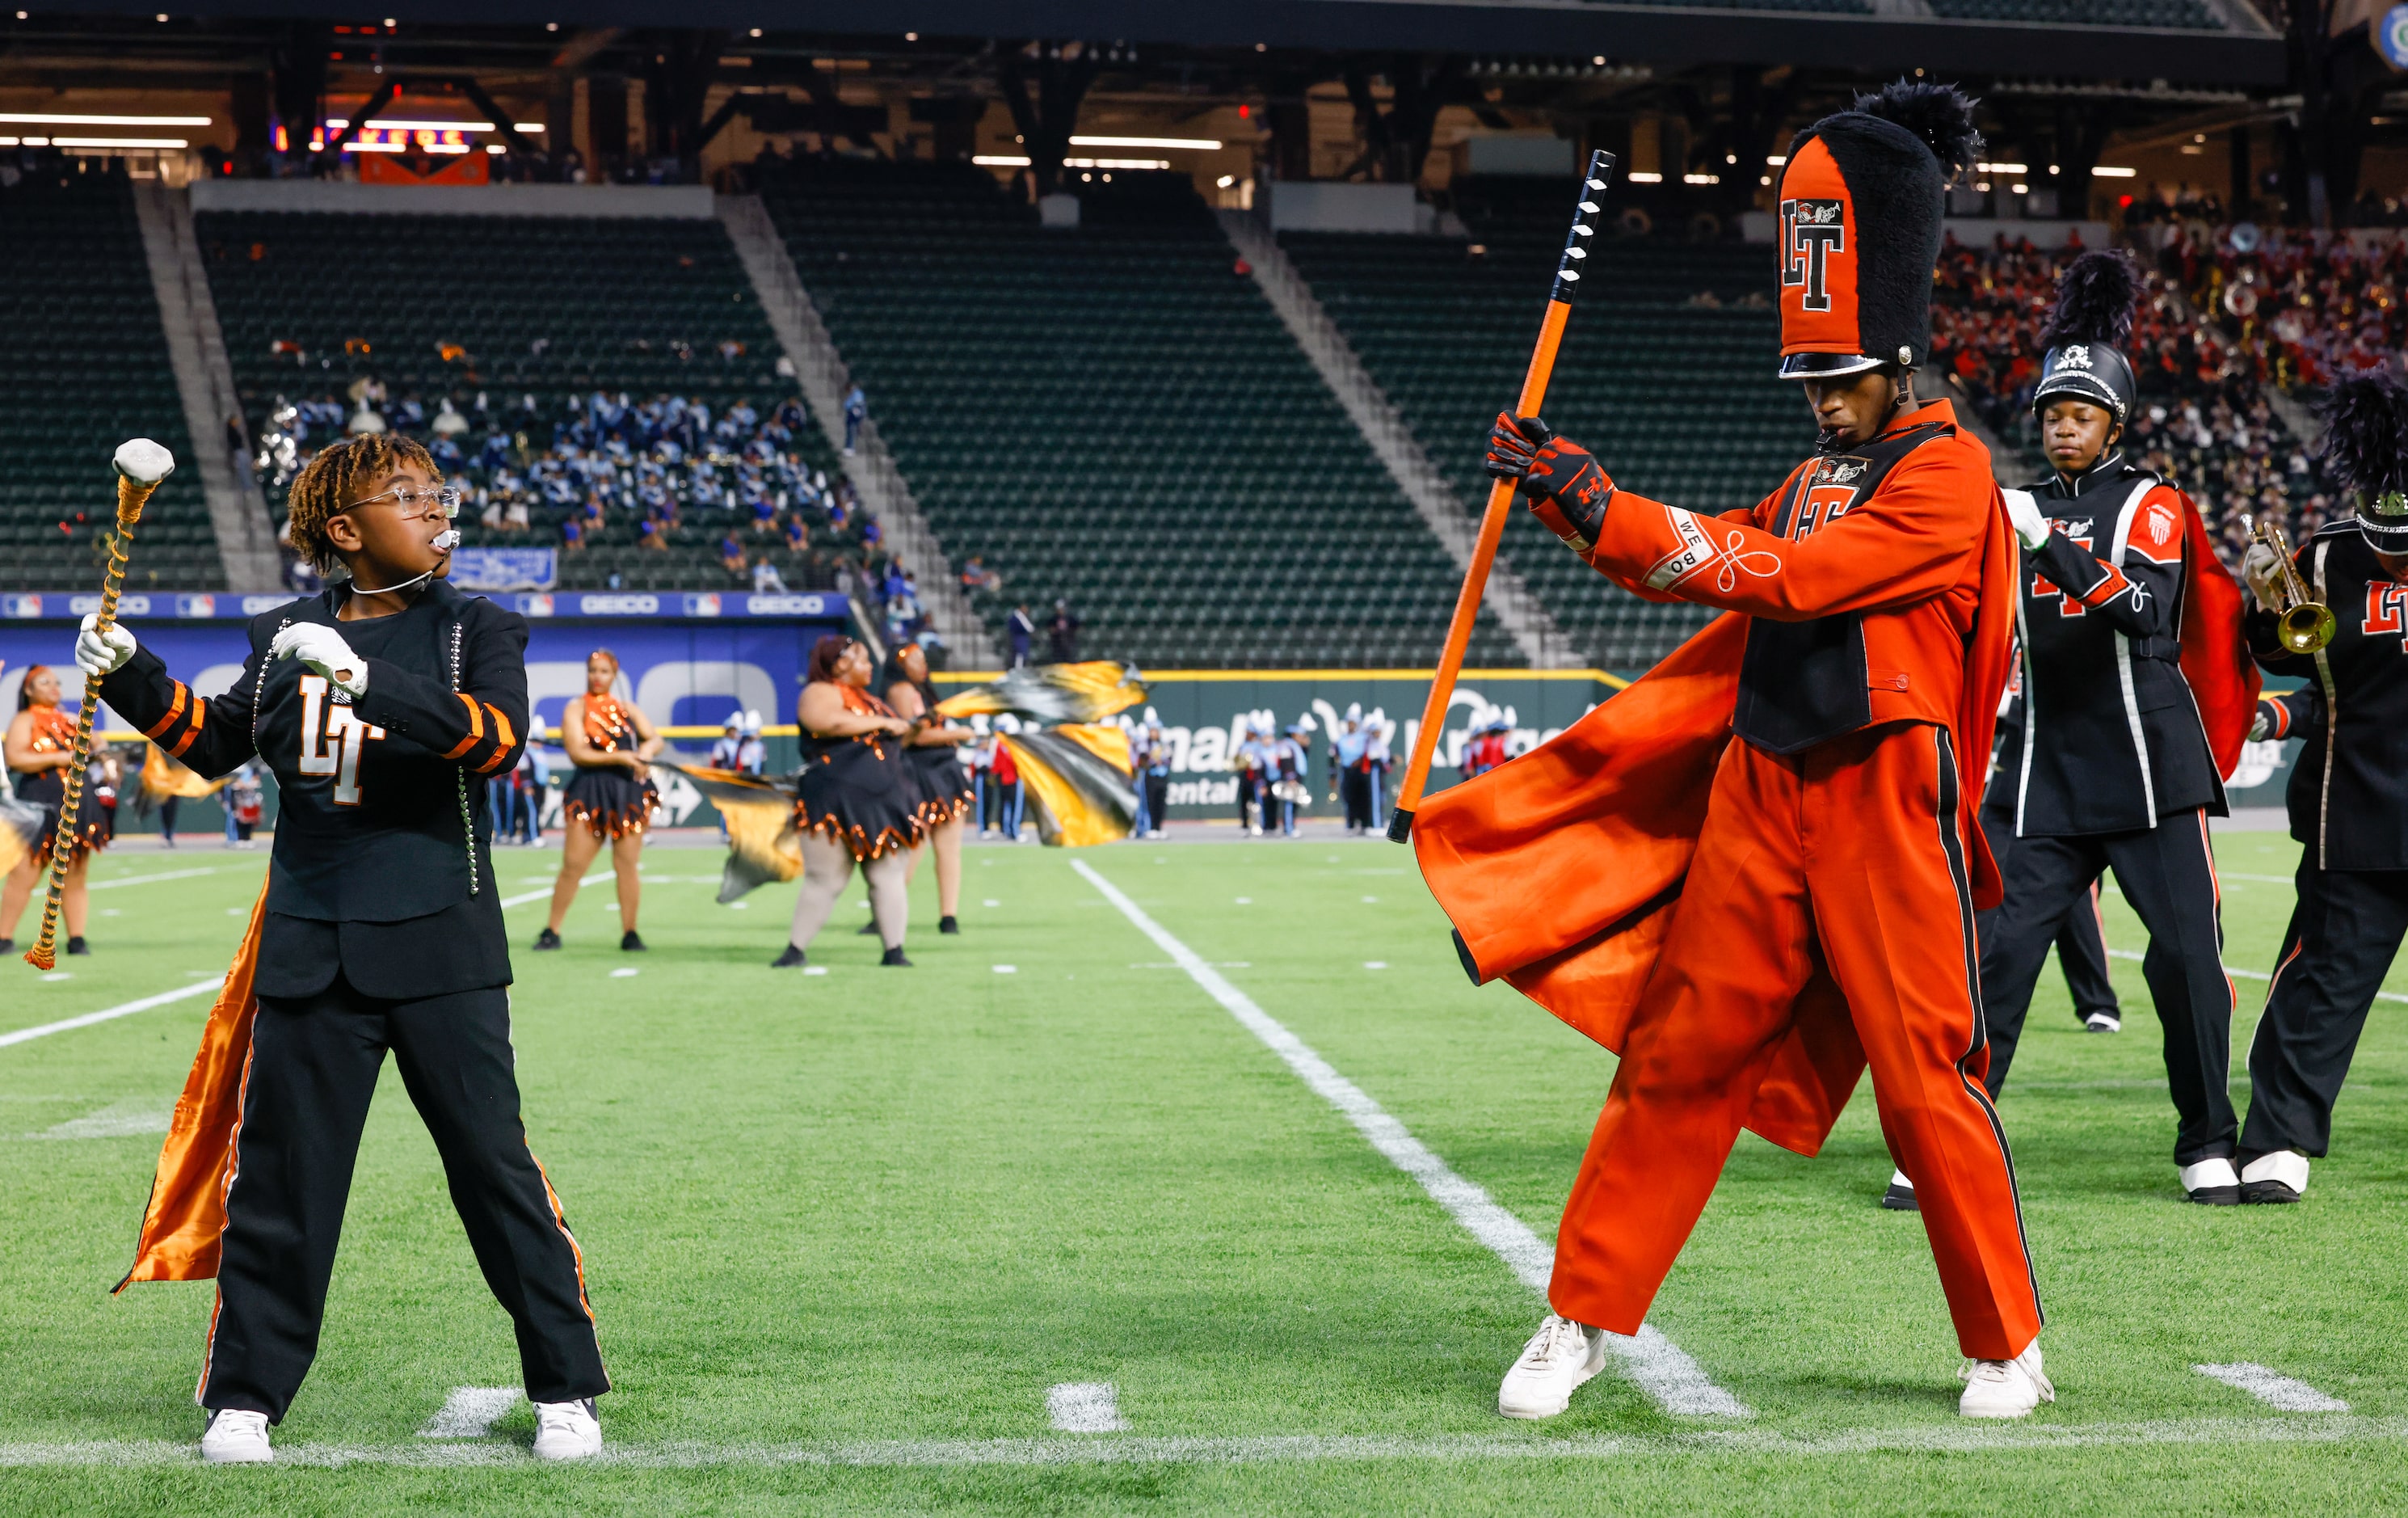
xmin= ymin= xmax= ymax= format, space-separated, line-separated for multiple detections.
xmin=1549 ymin=720 xmax=2044 ymax=1361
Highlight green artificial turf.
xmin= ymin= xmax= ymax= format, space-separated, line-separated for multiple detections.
xmin=0 ymin=831 xmax=2402 ymax=1515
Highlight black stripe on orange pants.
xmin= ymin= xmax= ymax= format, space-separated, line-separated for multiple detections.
xmin=198 ymin=975 xmax=607 ymax=1421
xmin=1549 ymin=721 xmax=2044 ymax=1362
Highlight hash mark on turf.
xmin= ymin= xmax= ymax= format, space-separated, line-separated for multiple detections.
xmin=0 ymin=979 xmax=224 ymax=1051
xmin=1046 ymin=1383 xmax=1130 ymax=1432
xmin=1070 ymin=859 xmax=1750 ymax=1420
xmin=28 ymin=1099 xmax=172 ymax=1140
xmin=2194 ymin=1364 xmax=2350 ymax=1412
xmin=419 ymin=1386 xmax=522 ymax=1439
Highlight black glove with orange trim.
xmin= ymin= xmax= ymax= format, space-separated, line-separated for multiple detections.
xmin=1484 ymin=413 xmax=1614 ymax=553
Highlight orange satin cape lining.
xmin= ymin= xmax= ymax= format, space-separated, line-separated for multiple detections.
xmin=114 ymin=882 xmax=266 ymax=1291
xmin=1412 ymin=505 xmax=2016 ymax=1159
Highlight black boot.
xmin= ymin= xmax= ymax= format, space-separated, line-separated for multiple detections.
xmin=533 ymin=927 xmax=562 ymax=951
xmin=770 ymin=943 xmax=806 ymax=968
xmin=621 ymin=930 xmax=646 ymax=952
xmin=856 ymin=920 xmax=879 ymax=935
xmin=65 ymin=936 xmax=89 ymax=956
xmin=881 ymin=945 xmax=912 ymax=968
xmin=939 ymin=915 xmax=959 ymax=935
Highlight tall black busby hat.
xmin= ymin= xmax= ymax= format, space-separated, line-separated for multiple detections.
xmin=2318 ymin=370 xmax=2408 ymax=551
xmin=2032 ymin=251 xmax=2142 ymax=423
xmin=1774 ymin=81 xmax=1981 ymax=380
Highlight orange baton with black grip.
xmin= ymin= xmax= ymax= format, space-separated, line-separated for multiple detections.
xmin=1389 ymin=150 xmax=1615 ymax=843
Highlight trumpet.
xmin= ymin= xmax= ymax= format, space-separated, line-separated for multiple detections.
xmin=2249 ymin=516 xmax=2335 ymax=655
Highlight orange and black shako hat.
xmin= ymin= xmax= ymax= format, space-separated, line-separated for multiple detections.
xmin=1774 ymin=81 xmax=1982 ymax=380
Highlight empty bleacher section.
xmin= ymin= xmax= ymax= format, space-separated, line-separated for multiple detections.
xmin=0 ymin=168 xmax=217 ymax=593
xmin=1282 ymin=181 xmax=1808 ymax=672
xmin=197 ymin=208 xmax=868 ymax=593
xmin=762 ymin=161 xmax=1519 ymax=670
xmin=1926 ymin=0 xmax=2221 ymax=25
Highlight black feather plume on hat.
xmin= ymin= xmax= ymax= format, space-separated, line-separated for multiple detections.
xmin=1852 ymin=79 xmax=1983 ymax=184
xmin=2317 ymin=369 xmax=2408 ymax=501
xmin=2040 ymin=250 xmax=2141 ymax=352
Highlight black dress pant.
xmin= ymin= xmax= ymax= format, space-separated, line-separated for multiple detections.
xmin=1341 ymin=769 xmax=1373 ymax=832
xmin=1981 ymin=807 xmax=2118 ymax=1022
xmin=2242 ymin=860 xmax=2408 ymax=1162
xmin=1978 ymin=808 xmax=2236 ymax=1165
xmin=1144 ymin=771 xmax=1168 ymax=832
xmin=200 ymin=974 xmax=608 ymax=1421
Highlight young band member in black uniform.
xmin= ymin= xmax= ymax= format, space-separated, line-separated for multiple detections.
xmin=1984 ymin=251 xmax=2242 ymax=1204
xmin=2233 ymin=371 xmax=2408 ymax=1204
xmin=76 ymin=434 xmax=608 ymax=1463
xmin=537 ymin=648 xmax=661 ymax=952
xmin=885 ymin=642 xmax=976 ymax=935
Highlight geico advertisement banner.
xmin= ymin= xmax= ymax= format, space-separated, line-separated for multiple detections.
xmin=0 ymin=617 xmax=844 ymax=738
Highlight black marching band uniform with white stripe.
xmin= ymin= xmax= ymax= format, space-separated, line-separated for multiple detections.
xmin=1984 ymin=450 xmax=2237 ymax=1171
xmin=2235 ymin=371 xmax=2408 ymax=1200
xmin=97 ymin=578 xmax=607 ymax=1422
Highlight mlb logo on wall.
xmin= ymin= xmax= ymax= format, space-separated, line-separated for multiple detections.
xmin=685 ymin=593 xmax=723 ymax=618
xmin=177 ymin=594 xmax=217 ymax=618
xmin=1 ymin=595 xmax=39 ymax=618
xmin=522 ymin=594 xmax=555 ymax=618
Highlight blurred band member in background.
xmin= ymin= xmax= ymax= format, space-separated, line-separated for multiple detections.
xmin=537 ymin=650 xmax=661 ymax=953
xmin=773 ymin=635 xmax=922 ymax=968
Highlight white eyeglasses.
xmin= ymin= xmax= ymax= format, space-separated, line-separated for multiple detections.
xmin=343 ymin=483 xmax=462 ymax=520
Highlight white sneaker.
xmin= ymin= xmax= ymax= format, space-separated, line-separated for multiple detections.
xmin=2083 ymin=1011 xmax=2122 ymax=1033
xmin=1880 ymin=1167 xmax=1919 ymax=1212
xmin=1959 ymin=1343 xmax=2055 ymax=1419
xmin=1497 ymin=1313 xmax=1608 ymax=1419
xmin=532 ymin=1398 xmax=602 ymax=1461
xmin=2180 ymin=1157 xmax=2242 ymax=1205
xmin=200 ymin=1408 xmax=273 ymax=1464
xmin=2242 ymin=1149 xmax=2310 ymax=1204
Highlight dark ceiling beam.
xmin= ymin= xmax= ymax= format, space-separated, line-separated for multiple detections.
xmin=11 ymin=2 xmax=2288 ymax=87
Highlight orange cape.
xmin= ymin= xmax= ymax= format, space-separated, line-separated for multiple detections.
xmin=115 ymin=883 xmax=265 ymax=1290
xmin=1412 ymin=503 xmax=2018 ymax=1157
xmin=2175 ymin=493 xmax=2262 ymax=781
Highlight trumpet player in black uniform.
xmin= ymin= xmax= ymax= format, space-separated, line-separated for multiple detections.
xmin=1981 ymin=251 xmax=2251 ymax=1204
xmin=2233 ymin=371 xmax=2408 ymax=1204
xmin=80 ymin=434 xmax=607 ymax=1464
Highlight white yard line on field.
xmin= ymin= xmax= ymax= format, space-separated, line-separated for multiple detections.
xmin=0 ymin=978 xmax=223 ymax=1050
xmin=2105 ymin=948 xmax=2408 ymax=1006
xmin=1068 ymin=858 xmax=1749 ymax=1420
xmin=2194 ymin=1364 xmax=2351 ymax=1413
xmin=86 ymin=867 xmax=225 ymax=891
xmin=1046 ymin=1383 xmax=1130 ymax=1432
xmin=498 ymin=871 xmax=610 ymax=910
xmin=419 ymin=1387 xmax=524 ymax=1439
xmin=6 ymin=1415 xmax=2406 ymax=1469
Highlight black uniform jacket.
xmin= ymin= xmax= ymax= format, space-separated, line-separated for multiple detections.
xmin=2250 ymin=522 xmax=2408 ymax=871
xmin=99 ymin=578 xmax=528 ymax=999
xmin=2010 ymin=453 xmax=2225 ymax=837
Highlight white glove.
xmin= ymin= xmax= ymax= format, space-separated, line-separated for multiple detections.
xmin=74 ymin=614 xmax=137 ymax=678
xmin=270 ymin=622 xmax=368 ymax=698
xmin=2249 ymin=706 xmax=2271 ymax=742
xmin=2242 ymin=539 xmax=2284 ymax=614
xmin=2002 ymin=489 xmax=2052 ymax=552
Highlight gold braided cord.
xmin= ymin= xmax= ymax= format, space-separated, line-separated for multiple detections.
xmin=25 ymin=477 xmax=154 ymax=971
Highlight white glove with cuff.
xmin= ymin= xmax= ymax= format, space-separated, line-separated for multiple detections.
xmin=2242 ymin=539 xmax=2285 ymax=614
xmin=2002 ymin=489 xmax=2052 ymax=552
xmin=74 ymin=614 xmax=137 ymax=679
xmin=2249 ymin=707 xmax=2271 ymax=742
xmin=270 ymin=622 xmax=368 ymax=698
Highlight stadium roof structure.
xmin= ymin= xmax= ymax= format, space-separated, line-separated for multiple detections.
xmin=23 ymin=1 xmax=2288 ymax=87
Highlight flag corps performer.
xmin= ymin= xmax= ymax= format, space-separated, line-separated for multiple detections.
xmin=80 ymin=434 xmax=608 ymax=1464
xmin=1423 ymin=83 xmax=2056 ymax=1419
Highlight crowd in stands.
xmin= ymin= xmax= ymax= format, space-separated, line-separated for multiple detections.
xmin=256 ymin=384 xmax=909 ymax=605
xmin=1932 ymin=203 xmax=2408 ymax=566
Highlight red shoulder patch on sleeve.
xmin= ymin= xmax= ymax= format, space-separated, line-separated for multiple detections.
xmin=2126 ymin=489 xmax=2186 ymax=564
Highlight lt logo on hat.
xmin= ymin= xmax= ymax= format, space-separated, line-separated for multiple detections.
xmin=1782 ymin=198 xmax=1848 ymax=314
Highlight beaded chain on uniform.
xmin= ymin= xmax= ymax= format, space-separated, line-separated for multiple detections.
xmin=449 ymin=620 xmax=478 ymax=896
xmin=250 ymin=618 xmax=288 ymax=744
